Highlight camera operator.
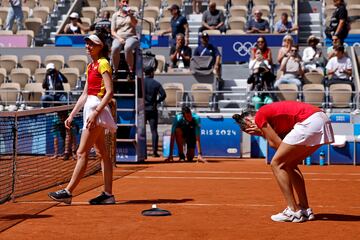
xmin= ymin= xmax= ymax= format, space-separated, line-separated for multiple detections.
xmin=41 ymin=63 xmax=68 ymax=108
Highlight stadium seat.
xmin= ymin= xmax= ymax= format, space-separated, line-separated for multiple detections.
xmin=23 ymin=0 xmax=36 ymax=8
xmin=163 ymin=9 xmax=172 ymax=18
xmin=190 ymin=83 xmax=214 ymax=108
xmin=34 ymin=68 xmax=47 ymax=83
xmin=88 ymin=0 xmax=102 ymax=9
xmin=23 ymin=83 xmax=44 ymax=105
xmin=37 ymin=0 xmax=55 ymax=11
xmin=25 ymin=18 xmax=43 ymax=36
xmin=226 ymin=29 xmax=246 ymax=34
xmin=0 ymin=30 xmax=14 ymax=35
xmin=325 ymin=5 xmax=336 ymax=18
xmin=215 ymin=0 xmax=228 ymax=7
xmin=274 ymin=0 xmax=293 ymax=6
xmin=141 ymin=17 xmax=156 ymax=33
xmin=228 ymin=17 xmax=247 ymax=30
xmin=252 ymin=0 xmax=269 ymax=6
xmin=158 ymin=17 xmax=171 ymax=32
xmin=0 ymin=55 xmax=18 ymax=75
xmin=81 ymin=7 xmax=98 ymax=23
xmin=274 ymin=5 xmax=293 ymax=18
xmin=351 ymin=20 xmax=360 ymax=30
xmin=45 ymin=55 xmax=65 ymax=70
xmin=229 ymin=6 xmax=248 ymax=18
xmin=348 ymin=5 xmax=360 ymax=18
xmin=204 ymin=29 xmax=221 ymax=35
xmin=0 ymin=7 xmax=8 ymax=25
xmin=347 ymin=0 xmax=360 ymax=5
xmin=33 ymin=6 xmax=50 ymax=23
xmin=22 ymin=6 xmax=30 ymax=20
xmin=0 ymin=82 xmax=20 ymax=105
xmin=20 ymin=55 xmax=42 ymax=75
xmin=67 ymin=55 xmax=88 ymax=76
xmin=253 ymin=5 xmax=270 ymax=17
xmin=302 ymin=84 xmax=325 ymax=107
xmin=100 ymin=7 xmax=116 ymax=17
xmin=17 ymin=30 xmax=34 ymax=47
xmin=277 ymin=83 xmax=298 ymax=101
xmin=329 ymin=84 xmax=353 ymax=108
xmin=129 ymin=0 xmax=141 ymax=8
xmin=0 ymin=68 xmax=7 ymax=84
xmin=63 ymin=83 xmax=71 ymax=92
xmin=304 ymin=71 xmax=324 ymax=84
xmin=162 ymin=82 xmax=184 ymax=107
xmin=10 ymin=68 xmax=31 ymax=89
xmin=143 ymin=6 xmax=160 ymax=19
xmin=80 ymin=17 xmax=92 ymax=29
xmin=167 ymin=0 xmax=182 ymax=7
xmin=61 ymin=68 xmax=80 ymax=89
xmin=146 ymin=0 xmax=161 ymax=8
xmin=155 ymin=55 xmax=166 ymax=73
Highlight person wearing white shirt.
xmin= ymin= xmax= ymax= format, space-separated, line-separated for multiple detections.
xmin=302 ymin=35 xmax=324 ymax=73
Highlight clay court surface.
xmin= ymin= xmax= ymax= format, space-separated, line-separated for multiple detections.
xmin=0 ymin=158 xmax=360 ymax=240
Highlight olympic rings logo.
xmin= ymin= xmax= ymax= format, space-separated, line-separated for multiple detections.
xmin=352 ymin=42 xmax=360 ymax=47
xmin=233 ymin=41 xmax=256 ymax=57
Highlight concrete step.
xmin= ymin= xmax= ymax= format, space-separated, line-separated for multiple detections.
xmin=218 ymin=100 xmax=247 ymax=109
xmin=298 ymin=13 xmax=321 ymax=22
xmin=223 ymin=79 xmax=248 ymax=88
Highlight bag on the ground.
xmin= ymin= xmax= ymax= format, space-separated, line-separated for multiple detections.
xmin=190 ymin=56 xmax=213 ymax=76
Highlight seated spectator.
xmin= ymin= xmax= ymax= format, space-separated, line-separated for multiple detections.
xmin=63 ymin=12 xmax=86 ymax=34
xmin=165 ymin=106 xmax=205 ymax=163
xmin=193 ymin=32 xmax=221 ymax=77
xmin=248 ymin=49 xmax=275 ymax=91
xmin=246 ymin=9 xmax=270 ymax=34
xmin=90 ymin=11 xmax=112 ymax=49
xmin=169 ymin=33 xmax=192 ymax=69
xmin=325 ymin=45 xmax=353 ymax=89
xmin=161 ymin=4 xmax=189 ymax=46
xmin=302 ymin=35 xmax=325 ymax=73
xmin=41 ymin=63 xmax=68 ymax=108
xmin=251 ymin=36 xmax=273 ymax=65
xmin=274 ymin=13 xmax=298 ymax=34
xmin=277 ymin=34 xmax=293 ymax=64
xmin=327 ymin=35 xmax=344 ymax=59
xmin=274 ymin=45 xmax=304 ymax=89
xmin=199 ymin=2 xmax=226 ymax=34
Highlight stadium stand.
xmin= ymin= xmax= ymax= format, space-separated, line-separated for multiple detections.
xmin=0 ymin=55 xmax=18 ymax=75
xmin=0 ymin=68 xmax=6 ymax=84
xmin=10 ymin=68 xmax=31 ymax=89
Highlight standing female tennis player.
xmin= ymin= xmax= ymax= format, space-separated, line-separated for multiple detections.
xmin=48 ymin=33 xmax=117 ymax=205
xmin=233 ymin=101 xmax=334 ymax=222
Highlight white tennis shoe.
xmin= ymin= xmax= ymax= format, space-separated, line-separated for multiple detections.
xmin=271 ymin=207 xmax=306 ymax=223
xmin=302 ymin=208 xmax=315 ymax=221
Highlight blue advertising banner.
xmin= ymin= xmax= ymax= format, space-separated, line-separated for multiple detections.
xmin=329 ymin=114 xmax=351 ymax=123
xmin=204 ymin=34 xmax=298 ymax=63
xmin=325 ymin=34 xmax=360 ymax=47
xmin=55 ymin=35 xmax=86 ymax=47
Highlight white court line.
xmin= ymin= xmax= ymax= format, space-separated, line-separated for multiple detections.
xmin=116 ymin=169 xmax=360 ymax=176
xmin=122 ymin=175 xmax=360 ymax=182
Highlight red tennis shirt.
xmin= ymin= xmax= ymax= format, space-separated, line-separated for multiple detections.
xmin=255 ymin=101 xmax=321 ymax=138
xmin=86 ymin=57 xmax=112 ymax=98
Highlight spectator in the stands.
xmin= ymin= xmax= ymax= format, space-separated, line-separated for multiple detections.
xmin=192 ymin=0 xmax=203 ymax=14
xmin=274 ymin=44 xmax=304 ymax=90
xmin=274 ymin=12 xmax=298 ymax=34
xmin=41 ymin=63 xmax=68 ymax=108
xmin=5 ymin=0 xmax=24 ymax=31
xmin=327 ymin=0 xmax=349 ymax=44
xmin=90 ymin=11 xmax=112 ymax=49
xmin=169 ymin=33 xmax=192 ymax=69
xmin=144 ymin=66 xmax=166 ymax=158
xmin=248 ymin=48 xmax=275 ymax=91
xmin=64 ymin=12 xmax=86 ymax=34
xmin=327 ymin=34 xmax=343 ymax=59
xmin=193 ymin=32 xmax=221 ymax=77
xmin=111 ymin=0 xmax=139 ymax=79
xmin=161 ymin=4 xmax=189 ymax=46
xmin=302 ymin=35 xmax=325 ymax=73
xmin=199 ymin=2 xmax=226 ymax=34
xmin=325 ymin=45 xmax=353 ymax=89
xmin=251 ymin=36 xmax=273 ymax=66
xmin=246 ymin=9 xmax=270 ymax=34
xmin=277 ymin=34 xmax=293 ymax=64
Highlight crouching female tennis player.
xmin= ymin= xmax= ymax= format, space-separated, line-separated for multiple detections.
xmin=233 ymin=101 xmax=334 ymax=222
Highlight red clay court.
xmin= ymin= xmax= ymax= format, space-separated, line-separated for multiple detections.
xmin=0 ymin=158 xmax=360 ymax=240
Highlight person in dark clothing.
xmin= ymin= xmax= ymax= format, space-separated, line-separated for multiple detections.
xmin=328 ymin=0 xmax=349 ymax=44
xmin=169 ymin=33 xmax=192 ymax=69
xmin=144 ymin=66 xmax=166 ymax=157
xmin=90 ymin=11 xmax=112 ymax=49
xmin=41 ymin=63 xmax=68 ymax=108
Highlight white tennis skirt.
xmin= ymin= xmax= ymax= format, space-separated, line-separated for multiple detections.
xmin=283 ymin=112 xmax=334 ymax=146
xmin=83 ymin=95 xmax=117 ymax=133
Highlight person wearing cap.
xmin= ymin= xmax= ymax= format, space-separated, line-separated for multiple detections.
xmin=63 ymin=12 xmax=86 ymax=34
xmin=160 ymin=4 xmax=189 ymax=46
xmin=246 ymin=9 xmax=270 ymax=34
xmin=232 ymin=101 xmax=334 ymax=222
xmin=144 ymin=66 xmax=166 ymax=157
xmin=199 ymin=2 xmax=226 ymax=34
xmin=169 ymin=33 xmax=192 ymax=69
xmin=193 ymin=32 xmax=221 ymax=77
xmin=274 ymin=12 xmax=298 ymax=34
xmin=48 ymin=33 xmax=118 ymax=205
xmin=302 ymin=35 xmax=325 ymax=73
xmin=41 ymin=63 xmax=68 ymax=108
xmin=165 ymin=106 xmax=206 ymax=163
xmin=111 ymin=0 xmax=139 ymax=79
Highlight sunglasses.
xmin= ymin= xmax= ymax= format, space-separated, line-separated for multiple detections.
xmin=332 ymin=38 xmax=339 ymax=41
xmin=257 ymin=40 xmax=264 ymax=43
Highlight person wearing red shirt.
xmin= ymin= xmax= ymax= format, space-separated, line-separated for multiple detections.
xmin=48 ymin=34 xmax=117 ymax=205
xmin=233 ymin=101 xmax=334 ymax=223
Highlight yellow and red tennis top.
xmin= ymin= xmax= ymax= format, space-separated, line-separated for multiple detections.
xmin=86 ymin=57 xmax=112 ymax=98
